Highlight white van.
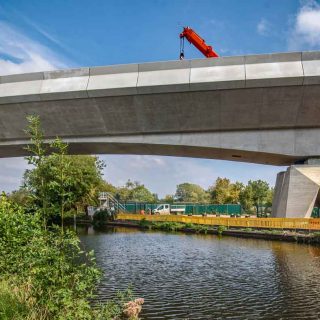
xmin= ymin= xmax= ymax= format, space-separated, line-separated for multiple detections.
xmin=153 ymin=204 xmax=186 ymax=215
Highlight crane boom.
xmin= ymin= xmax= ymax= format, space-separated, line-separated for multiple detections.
xmin=179 ymin=26 xmax=218 ymax=59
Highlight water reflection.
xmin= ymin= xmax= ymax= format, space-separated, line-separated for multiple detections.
xmin=79 ymin=226 xmax=320 ymax=320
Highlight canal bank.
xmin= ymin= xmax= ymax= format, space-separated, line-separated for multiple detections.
xmin=71 ymin=214 xmax=320 ymax=244
xmin=106 ymin=219 xmax=320 ymax=244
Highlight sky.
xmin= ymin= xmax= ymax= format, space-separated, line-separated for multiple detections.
xmin=0 ymin=0 xmax=320 ymax=197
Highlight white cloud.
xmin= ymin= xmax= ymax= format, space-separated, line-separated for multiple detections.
xmin=289 ymin=0 xmax=320 ymax=50
xmin=0 ymin=20 xmax=69 ymax=192
xmin=0 ymin=158 xmax=29 ymax=192
xmin=0 ymin=21 xmax=68 ymax=75
xmin=257 ymin=18 xmax=270 ymax=36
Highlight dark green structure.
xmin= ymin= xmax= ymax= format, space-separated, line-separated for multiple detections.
xmin=122 ymin=202 xmax=242 ymax=215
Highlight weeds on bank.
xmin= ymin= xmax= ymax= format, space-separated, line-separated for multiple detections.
xmin=139 ymin=219 xmax=210 ymax=234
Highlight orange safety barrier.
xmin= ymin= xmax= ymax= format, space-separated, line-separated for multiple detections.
xmin=117 ymin=213 xmax=320 ymax=230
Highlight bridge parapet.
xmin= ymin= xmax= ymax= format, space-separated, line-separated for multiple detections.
xmin=0 ymin=51 xmax=319 ymax=105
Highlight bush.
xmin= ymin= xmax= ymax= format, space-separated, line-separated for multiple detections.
xmin=217 ymin=225 xmax=227 ymax=235
xmin=0 ymin=195 xmax=140 ymax=319
xmin=153 ymin=221 xmax=184 ymax=232
xmin=93 ymin=209 xmax=110 ymax=227
xmin=139 ymin=218 xmax=151 ymax=229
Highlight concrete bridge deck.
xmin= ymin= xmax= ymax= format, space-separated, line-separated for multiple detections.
xmin=0 ymin=51 xmax=320 ymax=165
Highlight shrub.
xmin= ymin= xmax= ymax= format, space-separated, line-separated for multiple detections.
xmin=0 ymin=195 xmax=140 ymax=319
xmin=93 ymin=209 xmax=110 ymax=227
xmin=217 ymin=225 xmax=227 ymax=235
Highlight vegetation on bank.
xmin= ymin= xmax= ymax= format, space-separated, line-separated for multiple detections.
xmin=0 ymin=116 xmax=143 ymax=320
xmin=135 ymin=218 xmax=320 ymax=242
xmin=138 ymin=218 xmax=209 ymax=233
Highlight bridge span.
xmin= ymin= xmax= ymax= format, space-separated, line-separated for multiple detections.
xmin=0 ymin=51 xmax=320 ymax=218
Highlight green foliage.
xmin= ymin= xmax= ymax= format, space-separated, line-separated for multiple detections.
xmin=117 ymin=180 xmax=156 ymax=203
xmin=184 ymin=222 xmax=195 ymax=229
xmin=0 ymin=195 xmax=99 ymax=319
xmin=194 ymin=225 xmax=209 ymax=234
xmin=248 ymin=180 xmax=271 ymax=213
xmin=152 ymin=221 xmax=184 ymax=232
xmin=24 ymin=155 xmax=106 ymax=217
xmin=139 ymin=218 xmax=152 ymax=228
xmin=0 ymin=280 xmax=30 ymax=320
xmin=93 ymin=288 xmax=135 ymax=320
xmin=0 ymin=116 xmax=142 ymax=320
xmin=239 ymin=185 xmax=255 ymax=213
xmin=92 ymin=209 xmax=110 ymax=227
xmin=23 ymin=116 xmax=106 ymax=223
xmin=217 ymin=225 xmax=227 ymax=235
xmin=0 ymin=190 xmax=137 ymax=320
xmin=175 ymin=183 xmax=209 ymax=203
xmin=6 ymin=189 xmax=32 ymax=209
xmin=209 ymin=178 xmax=244 ymax=204
xmin=162 ymin=194 xmax=174 ymax=203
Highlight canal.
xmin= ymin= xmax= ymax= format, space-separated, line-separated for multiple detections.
xmin=79 ymin=226 xmax=320 ymax=320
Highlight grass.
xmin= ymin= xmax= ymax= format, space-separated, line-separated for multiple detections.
xmin=0 ymin=280 xmax=46 ymax=320
xmin=138 ymin=219 xmax=211 ymax=234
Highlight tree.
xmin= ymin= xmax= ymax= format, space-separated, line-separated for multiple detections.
xmin=24 ymin=115 xmax=51 ymax=228
xmin=23 ymin=116 xmax=106 ymax=223
xmin=7 ymin=189 xmax=31 ymax=208
xmin=24 ymin=155 xmax=106 ymax=217
xmin=239 ymin=185 xmax=254 ymax=213
xmin=163 ymin=195 xmax=174 ymax=203
xmin=264 ymin=188 xmax=274 ymax=214
xmin=175 ymin=183 xmax=209 ymax=203
xmin=117 ymin=180 xmax=156 ymax=202
xmin=248 ymin=180 xmax=270 ymax=213
xmin=209 ymin=178 xmax=244 ymax=204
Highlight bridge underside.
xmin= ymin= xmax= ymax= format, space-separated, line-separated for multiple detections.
xmin=0 ymin=129 xmax=315 ymax=165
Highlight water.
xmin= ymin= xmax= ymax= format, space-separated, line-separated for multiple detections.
xmin=79 ymin=226 xmax=320 ymax=320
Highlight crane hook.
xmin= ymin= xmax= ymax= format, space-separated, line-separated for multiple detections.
xmin=179 ymin=36 xmax=185 ymax=60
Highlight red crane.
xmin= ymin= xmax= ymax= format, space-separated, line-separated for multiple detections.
xmin=179 ymin=26 xmax=219 ymax=60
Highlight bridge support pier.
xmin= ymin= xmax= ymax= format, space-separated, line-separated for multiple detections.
xmin=272 ymin=162 xmax=320 ymax=218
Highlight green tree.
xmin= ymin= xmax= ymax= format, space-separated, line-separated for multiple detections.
xmin=239 ymin=184 xmax=254 ymax=213
xmin=23 ymin=116 xmax=106 ymax=222
xmin=209 ymin=178 xmax=243 ymax=204
xmin=264 ymin=188 xmax=274 ymax=214
xmin=248 ymin=180 xmax=270 ymax=213
xmin=175 ymin=183 xmax=209 ymax=203
xmin=24 ymin=115 xmax=50 ymax=228
xmin=163 ymin=194 xmax=174 ymax=203
xmin=24 ymin=155 xmax=105 ymax=218
xmin=7 ymin=189 xmax=31 ymax=208
xmin=117 ymin=180 xmax=156 ymax=202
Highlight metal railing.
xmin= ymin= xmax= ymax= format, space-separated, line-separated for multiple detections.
xmin=98 ymin=192 xmax=127 ymax=213
xmin=117 ymin=213 xmax=320 ymax=231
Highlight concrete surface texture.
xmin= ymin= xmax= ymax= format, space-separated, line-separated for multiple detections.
xmin=0 ymin=51 xmax=319 ymax=166
xmin=272 ymin=165 xmax=320 ymax=218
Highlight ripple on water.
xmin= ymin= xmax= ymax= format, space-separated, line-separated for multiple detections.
xmin=79 ymin=227 xmax=320 ymax=320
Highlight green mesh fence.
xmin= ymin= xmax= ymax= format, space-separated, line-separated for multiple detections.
xmin=122 ymin=202 xmax=242 ymax=215
xmin=312 ymin=207 xmax=320 ymax=218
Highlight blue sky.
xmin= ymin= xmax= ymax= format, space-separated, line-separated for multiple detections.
xmin=0 ymin=0 xmax=320 ymax=197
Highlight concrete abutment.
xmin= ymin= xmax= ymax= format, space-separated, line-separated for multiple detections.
xmin=272 ymin=163 xmax=320 ymax=218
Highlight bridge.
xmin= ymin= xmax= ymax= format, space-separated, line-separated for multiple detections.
xmin=0 ymin=51 xmax=320 ymax=218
